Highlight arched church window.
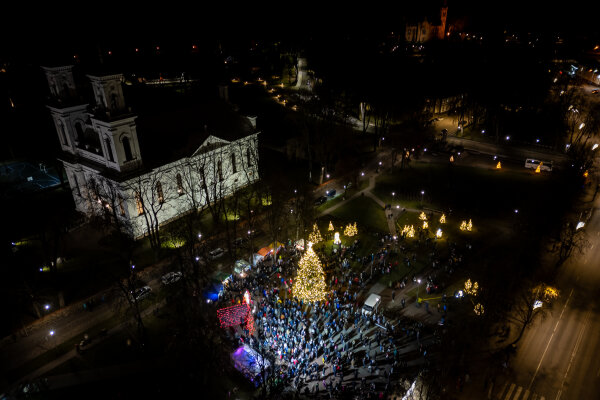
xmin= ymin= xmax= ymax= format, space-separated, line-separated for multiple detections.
xmin=156 ymin=181 xmax=165 ymax=203
xmin=58 ymin=121 xmax=68 ymax=145
xmin=246 ymin=148 xmax=252 ymax=167
xmin=176 ymin=174 xmax=184 ymax=195
xmin=122 ymin=137 xmax=133 ymax=161
xmin=105 ymin=138 xmax=115 ymax=162
xmin=75 ymin=122 xmax=84 ymax=144
xmin=135 ymin=192 xmax=144 ymax=215
xmin=231 ymin=153 xmax=237 ymax=174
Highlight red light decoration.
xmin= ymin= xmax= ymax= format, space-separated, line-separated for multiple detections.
xmin=217 ymin=290 xmax=254 ymax=334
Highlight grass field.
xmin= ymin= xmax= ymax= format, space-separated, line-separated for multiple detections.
xmin=328 ymin=196 xmax=389 ymax=234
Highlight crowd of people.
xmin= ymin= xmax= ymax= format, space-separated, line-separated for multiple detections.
xmin=214 ymin=230 xmax=469 ymax=398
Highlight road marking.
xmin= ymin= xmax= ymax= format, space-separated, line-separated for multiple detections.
xmin=528 ymin=288 xmax=574 ymax=391
xmin=557 ymin=309 xmax=591 ymax=397
xmin=514 ymin=386 xmax=522 ymax=399
xmin=497 ymin=382 xmax=508 ymax=399
xmin=505 ymin=383 xmax=516 ymax=400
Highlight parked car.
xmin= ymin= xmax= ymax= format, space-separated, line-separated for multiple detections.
xmin=326 ymin=189 xmax=336 ymax=197
xmin=314 ymin=196 xmax=327 ymax=205
xmin=132 ymin=286 xmax=152 ymax=301
xmin=161 ymin=271 xmax=182 ymax=285
xmin=209 ymin=248 xmax=225 ymax=260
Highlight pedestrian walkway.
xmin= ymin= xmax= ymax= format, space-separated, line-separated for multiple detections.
xmin=493 ymin=381 xmax=547 ymax=400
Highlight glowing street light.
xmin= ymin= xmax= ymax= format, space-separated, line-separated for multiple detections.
xmin=49 ymin=330 xmax=55 ymax=336
xmin=420 ymin=190 xmax=425 ymax=205
xmin=44 ymin=304 xmax=50 ymax=310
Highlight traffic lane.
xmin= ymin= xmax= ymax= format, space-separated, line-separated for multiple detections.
xmin=559 ymin=307 xmax=600 ymax=400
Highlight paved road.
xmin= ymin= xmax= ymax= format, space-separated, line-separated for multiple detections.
xmin=488 ymin=188 xmax=600 ymax=400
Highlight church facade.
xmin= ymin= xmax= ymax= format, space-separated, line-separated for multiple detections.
xmin=43 ymin=65 xmax=259 ymax=239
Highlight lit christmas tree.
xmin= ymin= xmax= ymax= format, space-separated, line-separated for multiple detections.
xmin=419 ymin=211 xmax=427 ymax=221
xmin=308 ymin=223 xmax=323 ymax=244
xmin=467 ymin=219 xmax=473 ymax=231
xmin=293 ymin=242 xmax=327 ymax=302
xmin=440 ymin=214 xmax=446 ymax=223
xmin=328 ymin=221 xmax=334 ymax=231
xmin=344 ymin=222 xmax=358 ymax=237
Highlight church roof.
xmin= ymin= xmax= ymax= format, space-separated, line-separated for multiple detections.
xmin=132 ymin=89 xmax=255 ymax=169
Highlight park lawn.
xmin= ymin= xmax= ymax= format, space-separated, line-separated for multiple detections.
xmin=328 ymin=196 xmax=389 ymax=234
xmin=374 ymin=160 xmax=573 ymax=231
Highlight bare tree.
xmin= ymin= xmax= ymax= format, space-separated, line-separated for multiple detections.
xmin=552 ymin=221 xmax=591 ymax=267
xmin=122 ymin=168 xmax=174 ymax=251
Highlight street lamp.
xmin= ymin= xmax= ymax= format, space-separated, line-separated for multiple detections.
xmin=416 ymin=279 xmax=422 ymax=304
xmin=44 ymin=304 xmax=51 ymax=311
xmin=420 ymin=190 xmax=425 ymax=206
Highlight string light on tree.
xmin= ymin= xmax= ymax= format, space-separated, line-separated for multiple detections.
xmin=439 ymin=214 xmax=446 ymax=224
xmin=436 ymin=228 xmax=442 ymax=238
xmin=328 ymin=221 xmax=334 ymax=231
xmin=460 ymin=221 xmax=468 ymax=231
xmin=419 ymin=211 xmax=427 ymax=221
xmin=292 ymin=242 xmax=327 ymax=302
xmin=496 ymin=161 xmax=502 ymax=169
xmin=474 ymin=303 xmax=484 ymax=315
xmin=422 ymin=221 xmax=428 ymax=229
xmin=467 ymin=219 xmax=473 ymax=231
xmin=308 ymin=223 xmax=323 ymax=244
xmin=344 ymin=222 xmax=358 ymax=237
xmin=464 ymin=279 xmax=479 ymax=296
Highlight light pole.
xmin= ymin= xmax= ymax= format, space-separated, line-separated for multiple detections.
xmin=420 ymin=190 xmax=425 ymax=206
xmin=416 ymin=279 xmax=422 ymax=304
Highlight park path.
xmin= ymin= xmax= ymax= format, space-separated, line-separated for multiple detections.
xmin=318 ymin=173 xmax=421 ymax=237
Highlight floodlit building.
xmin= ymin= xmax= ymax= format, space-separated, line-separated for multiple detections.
xmin=43 ymin=65 xmax=259 ymax=238
xmin=404 ymin=0 xmax=448 ymax=43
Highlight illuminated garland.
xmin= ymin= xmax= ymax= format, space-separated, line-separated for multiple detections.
xmin=308 ymin=223 xmax=323 ymax=244
xmin=292 ymin=243 xmax=326 ymax=302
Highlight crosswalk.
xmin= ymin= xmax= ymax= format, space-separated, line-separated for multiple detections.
xmin=493 ymin=382 xmax=547 ymax=400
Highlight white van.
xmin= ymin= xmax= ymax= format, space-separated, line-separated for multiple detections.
xmin=524 ymin=158 xmax=553 ymax=172
xmin=362 ymin=293 xmax=382 ymax=316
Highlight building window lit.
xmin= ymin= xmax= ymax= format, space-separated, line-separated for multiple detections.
xmin=176 ymin=173 xmax=184 ymax=195
xmin=156 ymin=181 xmax=164 ymax=203
xmin=135 ymin=192 xmax=144 ymax=215
xmin=119 ymin=196 xmax=126 ymax=216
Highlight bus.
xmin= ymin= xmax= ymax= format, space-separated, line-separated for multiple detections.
xmin=524 ymin=158 xmax=553 ymax=172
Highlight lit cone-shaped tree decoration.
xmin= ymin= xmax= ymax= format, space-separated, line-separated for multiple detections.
xmin=460 ymin=221 xmax=468 ymax=231
xmin=308 ymin=223 xmax=323 ymax=244
xmin=535 ymin=163 xmax=541 ymax=173
xmin=293 ymin=242 xmax=326 ymax=302
xmin=419 ymin=211 xmax=427 ymax=221
xmin=474 ymin=303 xmax=484 ymax=315
xmin=467 ymin=219 xmax=473 ymax=231
xmin=423 ymin=221 xmax=428 ymax=229
xmin=407 ymin=225 xmax=415 ymax=238
xmin=328 ymin=221 xmax=334 ymax=231
xmin=440 ymin=214 xmax=446 ymax=224
xmin=496 ymin=161 xmax=502 ymax=169
xmin=333 ymin=232 xmax=341 ymax=244
xmin=436 ymin=228 xmax=442 ymax=238
xmin=344 ymin=222 xmax=358 ymax=237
